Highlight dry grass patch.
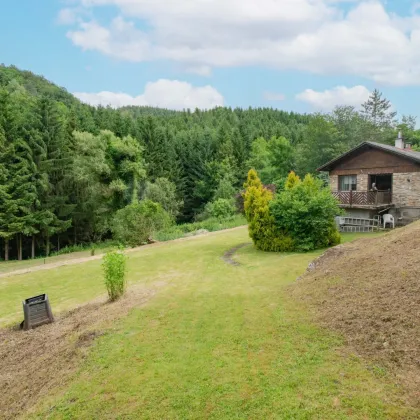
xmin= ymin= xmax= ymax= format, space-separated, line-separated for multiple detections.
xmin=291 ymin=222 xmax=420 ymax=405
xmin=0 ymin=284 xmax=160 ymax=419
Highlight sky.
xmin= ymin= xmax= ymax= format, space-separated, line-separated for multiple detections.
xmin=1 ymin=0 xmax=420 ymax=117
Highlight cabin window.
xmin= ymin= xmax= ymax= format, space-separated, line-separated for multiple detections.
xmin=338 ymin=175 xmax=357 ymax=191
xmin=368 ymin=174 xmax=392 ymax=191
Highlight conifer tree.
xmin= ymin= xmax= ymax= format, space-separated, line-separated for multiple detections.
xmin=0 ymin=87 xmax=40 ymax=259
xmin=37 ymin=98 xmax=73 ymax=255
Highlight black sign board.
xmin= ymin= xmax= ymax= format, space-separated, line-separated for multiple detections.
xmin=22 ymin=294 xmax=54 ymax=330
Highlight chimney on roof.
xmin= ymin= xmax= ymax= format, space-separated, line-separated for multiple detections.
xmin=395 ymin=131 xmax=404 ymax=149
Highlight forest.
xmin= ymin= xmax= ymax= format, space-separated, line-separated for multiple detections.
xmin=0 ymin=64 xmax=419 ymax=260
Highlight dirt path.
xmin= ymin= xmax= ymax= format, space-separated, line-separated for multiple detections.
xmin=0 ymin=226 xmax=247 ymax=279
xmin=222 ymin=243 xmax=252 ymax=266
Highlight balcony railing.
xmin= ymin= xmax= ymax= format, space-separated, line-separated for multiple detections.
xmin=332 ymin=190 xmax=392 ymax=206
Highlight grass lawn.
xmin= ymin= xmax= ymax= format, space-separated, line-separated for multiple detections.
xmin=0 ymin=247 xmax=112 ymax=275
xmin=3 ymin=228 xmax=414 ymax=419
xmin=0 ymin=216 xmax=247 ymax=275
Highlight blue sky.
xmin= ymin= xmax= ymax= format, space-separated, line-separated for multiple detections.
xmin=1 ymin=0 xmax=420 ymax=118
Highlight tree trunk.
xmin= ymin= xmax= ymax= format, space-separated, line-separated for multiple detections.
xmin=46 ymin=235 xmax=50 ymax=257
xmin=31 ymin=235 xmax=35 ymax=259
xmin=57 ymin=235 xmax=60 ymax=252
xmin=5 ymin=238 xmax=9 ymax=261
xmin=74 ymin=226 xmax=77 ymax=245
xmin=18 ymin=234 xmax=22 ymax=261
xmin=132 ymin=173 xmax=139 ymax=203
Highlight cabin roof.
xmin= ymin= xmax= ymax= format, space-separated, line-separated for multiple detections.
xmin=317 ymin=141 xmax=420 ymax=172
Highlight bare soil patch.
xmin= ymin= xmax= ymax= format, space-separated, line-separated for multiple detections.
xmin=291 ymin=223 xmax=420 ymax=404
xmin=222 ymin=243 xmax=251 ymax=266
xmin=0 ymin=284 xmax=160 ymax=419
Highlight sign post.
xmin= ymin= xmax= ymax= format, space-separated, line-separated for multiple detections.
xmin=22 ymin=294 xmax=54 ymax=330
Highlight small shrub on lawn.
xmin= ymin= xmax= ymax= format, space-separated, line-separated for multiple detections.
xmin=102 ymin=249 xmax=127 ymax=301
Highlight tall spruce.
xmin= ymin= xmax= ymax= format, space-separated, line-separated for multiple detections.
xmin=0 ymin=86 xmax=40 ymax=259
xmin=37 ymin=98 xmax=73 ymax=255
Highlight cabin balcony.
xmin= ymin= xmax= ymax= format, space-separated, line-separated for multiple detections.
xmin=332 ymin=190 xmax=393 ymax=209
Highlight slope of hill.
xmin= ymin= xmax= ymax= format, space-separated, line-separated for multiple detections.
xmin=0 ymin=65 xmax=187 ymax=119
xmin=0 ymin=64 xmax=80 ymax=106
xmin=291 ymin=223 xmax=420 ymax=402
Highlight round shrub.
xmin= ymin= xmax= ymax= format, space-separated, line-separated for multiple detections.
xmin=111 ymin=200 xmax=172 ymax=246
xmin=244 ymin=170 xmax=341 ymax=252
xmin=270 ymin=173 xmax=342 ymax=251
xmin=208 ymin=198 xmax=236 ymax=220
xmin=327 ymin=226 xmax=341 ymax=247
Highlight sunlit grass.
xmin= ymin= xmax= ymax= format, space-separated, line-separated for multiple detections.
xmin=6 ymin=228 xmax=411 ymax=419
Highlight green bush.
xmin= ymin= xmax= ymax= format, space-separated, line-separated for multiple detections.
xmin=243 ymin=170 xmax=341 ymax=252
xmin=253 ymin=233 xmax=294 ymax=253
xmin=112 ymin=200 xmax=172 ymax=246
xmin=213 ymin=177 xmax=236 ymax=201
xmin=102 ymin=249 xmax=127 ymax=301
xmin=143 ymin=178 xmax=183 ymax=219
xmin=206 ymin=198 xmax=236 ymax=220
xmin=327 ymin=226 xmax=341 ymax=247
xmin=270 ymin=173 xmax=342 ymax=251
xmin=243 ymin=169 xmax=294 ymax=252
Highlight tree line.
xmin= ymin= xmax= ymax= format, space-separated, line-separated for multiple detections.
xmin=0 ymin=64 xmax=417 ymax=260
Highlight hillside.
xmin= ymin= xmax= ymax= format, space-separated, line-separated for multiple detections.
xmin=0 ymin=65 xmax=316 ymax=260
xmin=291 ymin=223 xmax=420 ymax=401
xmin=0 ymin=64 xmax=78 ymax=106
xmin=0 ymin=64 xmax=413 ymax=262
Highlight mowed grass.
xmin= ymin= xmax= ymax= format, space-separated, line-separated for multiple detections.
xmin=0 ymin=229 xmax=382 ymax=327
xmin=1 ymin=228 xmax=409 ymax=419
xmin=0 ymin=216 xmax=247 ymax=275
xmin=1 ymin=228 xmax=409 ymax=418
xmin=0 ymin=246 xmax=115 ymax=275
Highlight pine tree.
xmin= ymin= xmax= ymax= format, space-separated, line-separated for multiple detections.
xmin=0 ymin=120 xmax=14 ymax=260
xmin=0 ymin=87 xmax=40 ymax=259
xmin=37 ymin=98 xmax=73 ymax=255
xmin=361 ymin=89 xmax=397 ymax=129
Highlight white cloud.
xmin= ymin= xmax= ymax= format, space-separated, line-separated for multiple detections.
xmin=57 ymin=8 xmax=79 ymax=25
xmin=264 ymin=91 xmax=286 ymax=101
xmin=296 ymin=85 xmax=371 ymax=110
xmin=73 ymin=79 xmax=224 ymax=110
xmin=62 ymin=1 xmax=420 ymax=85
xmin=185 ymin=65 xmax=213 ymax=77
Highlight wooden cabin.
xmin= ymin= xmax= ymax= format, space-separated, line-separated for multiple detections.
xmin=317 ymin=135 xmax=420 ymax=224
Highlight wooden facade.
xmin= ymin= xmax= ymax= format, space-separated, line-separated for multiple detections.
xmin=330 ymin=148 xmax=420 ymax=176
xmin=318 ymin=142 xmax=420 ymax=211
